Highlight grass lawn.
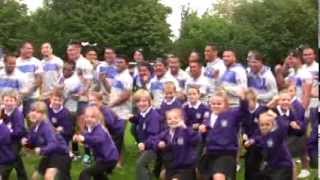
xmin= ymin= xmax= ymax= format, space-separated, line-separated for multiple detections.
xmin=9 ymin=124 xmax=319 ymax=180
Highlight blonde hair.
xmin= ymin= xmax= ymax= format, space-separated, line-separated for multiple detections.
xmin=133 ymin=89 xmax=152 ymax=103
xmin=187 ymin=86 xmax=200 ymax=94
xmin=259 ymin=110 xmax=278 ymax=124
xmin=211 ymin=90 xmax=229 ymax=108
xmin=84 ymin=106 xmax=105 ymax=126
xmin=165 ymin=108 xmax=184 ymax=121
xmin=2 ymin=90 xmax=21 ymax=102
xmin=245 ymin=89 xmax=257 ymax=102
xmin=164 ymin=81 xmax=176 ymax=92
xmin=30 ymin=101 xmax=48 ymax=120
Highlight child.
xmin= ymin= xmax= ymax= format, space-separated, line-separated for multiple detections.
xmin=87 ymin=91 xmax=125 ymax=167
xmin=1 ymin=91 xmax=28 ymax=180
xmin=129 ymin=89 xmax=163 ymax=180
xmin=48 ymin=89 xmax=74 ymax=145
xmin=150 ymin=108 xmax=200 ymax=180
xmin=21 ymin=101 xmax=71 ymax=180
xmin=198 ymin=89 xmax=247 ymax=180
xmin=73 ymin=106 xmax=119 ymax=180
xmin=183 ymin=87 xmax=210 ymax=130
xmin=159 ymin=81 xmax=183 ymax=119
xmin=241 ymin=89 xmax=268 ymax=180
xmin=244 ymin=111 xmax=293 ymax=180
xmin=0 ymin=119 xmax=17 ymax=180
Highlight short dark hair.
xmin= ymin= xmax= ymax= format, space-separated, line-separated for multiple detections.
xmin=223 ymin=49 xmax=237 ymax=57
xmin=138 ymin=61 xmax=153 ymax=74
xmin=3 ymin=53 xmax=17 ymax=63
xmin=249 ymin=50 xmax=265 ymax=63
xmin=206 ymin=43 xmax=218 ymax=51
xmin=117 ymin=54 xmax=130 ymax=64
xmin=153 ymin=57 xmax=167 ymax=67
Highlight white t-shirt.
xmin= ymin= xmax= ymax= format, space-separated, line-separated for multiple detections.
xmin=59 ymin=74 xmax=82 ymax=113
xmin=16 ymin=57 xmax=43 ymax=99
xmin=185 ymin=74 xmax=211 ymax=103
xmin=204 ymin=58 xmax=227 ymax=93
xmin=169 ymin=69 xmax=189 ymax=90
xmin=286 ymin=67 xmax=313 ymax=102
xmin=0 ymin=69 xmax=28 ymax=96
xmin=109 ymin=69 xmax=133 ymax=120
xmin=219 ymin=63 xmax=248 ymax=107
xmin=149 ymin=72 xmax=181 ymax=108
xmin=75 ymin=55 xmax=93 ymax=80
xmin=41 ymin=56 xmax=64 ymax=96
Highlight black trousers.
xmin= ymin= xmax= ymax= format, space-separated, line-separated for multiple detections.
xmin=261 ymin=167 xmax=292 ymax=180
xmin=79 ymin=160 xmax=116 ymax=180
xmin=244 ymin=146 xmax=263 ymax=180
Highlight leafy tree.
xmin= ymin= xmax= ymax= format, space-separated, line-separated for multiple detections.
xmin=29 ymin=0 xmax=172 ymax=59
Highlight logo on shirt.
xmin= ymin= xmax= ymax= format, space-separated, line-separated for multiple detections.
xmin=196 ymin=113 xmax=202 ymax=119
xmin=254 ymin=118 xmax=259 ymax=123
xmin=51 ymin=117 xmax=58 ymax=124
xmin=6 ymin=122 xmax=13 ymax=132
xmin=267 ymin=139 xmax=274 ymax=148
xmin=177 ymin=137 xmax=184 ymax=145
xmin=204 ymin=111 xmax=210 ymax=119
xmin=142 ymin=123 xmax=146 ymax=130
xmin=221 ymin=120 xmax=228 ymax=127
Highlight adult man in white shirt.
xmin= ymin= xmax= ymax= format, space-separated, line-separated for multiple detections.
xmin=204 ymin=43 xmax=226 ymax=93
xmin=185 ymin=61 xmax=210 ymax=103
xmin=247 ymin=50 xmax=278 ymax=105
xmin=16 ymin=42 xmax=43 ymax=116
xmin=168 ymin=56 xmax=188 ymax=90
xmin=40 ymin=42 xmax=64 ymax=99
xmin=220 ymin=50 xmax=248 ymax=107
xmin=149 ymin=58 xmax=180 ymax=108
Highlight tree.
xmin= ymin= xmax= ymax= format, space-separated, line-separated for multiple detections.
xmin=174 ymin=0 xmax=317 ymax=66
xmin=29 ymin=0 xmax=172 ymax=59
xmin=0 ymin=0 xmax=32 ymax=52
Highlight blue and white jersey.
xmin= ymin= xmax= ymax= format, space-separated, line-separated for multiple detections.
xmin=149 ymin=72 xmax=181 ymax=108
xmin=16 ymin=57 xmax=43 ymax=99
xmin=75 ymin=55 xmax=93 ymax=80
xmin=220 ymin=63 xmax=247 ymax=107
xmin=0 ymin=69 xmax=28 ymax=96
xmin=185 ymin=74 xmax=211 ymax=103
xmin=204 ymin=58 xmax=227 ymax=93
xmin=247 ymin=66 xmax=278 ymax=105
xmin=58 ymin=74 xmax=82 ymax=113
xmin=41 ymin=56 xmax=64 ymax=96
xmin=109 ymin=69 xmax=133 ymax=120
xmin=169 ymin=69 xmax=189 ymax=90
xmin=96 ymin=61 xmax=118 ymax=80
xmin=286 ymin=67 xmax=313 ymax=102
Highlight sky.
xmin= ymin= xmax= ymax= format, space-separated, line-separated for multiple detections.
xmin=23 ymin=0 xmax=216 ymax=38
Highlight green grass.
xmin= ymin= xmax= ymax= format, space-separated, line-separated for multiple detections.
xmin=10 ymin=124 xmax=319 ymax=179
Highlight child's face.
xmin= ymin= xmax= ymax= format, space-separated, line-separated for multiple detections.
xmin=50 ymin=96 xmax=63 ymax=110
xmin=84 ymin=109 xmax=97 ymax=127
xmin=137 ymin=97 xmax=151 ymax=112
xmin=187 ymin=88 xmax=200 ymax=104
xmin=278 ymin=93 xmax=291 ymax=110
xmin=3 ymin=96 xmax=17 ymax=111
xmin=63 ymin=64 xmax=74 ymax=78
xmin=287 ymin=86 xmax=296 ymax=98
xmin=210 ymin=96 xmax=227 ymax=114
xmin=259 ymin=117 xmax=274 ymax=135
xmin=164 ymin=87 xmax=175 ymax=101
xmin=166 ymin=111 xmax=182 ymax=129
xmin=28 ymin=110 xmax=44 ymax=124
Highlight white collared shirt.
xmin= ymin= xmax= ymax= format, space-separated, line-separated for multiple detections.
xmin=187 ymin=101 xmax=202 ymax=109
xmin=50 ymin=104 xmax=64 ymax=114
xmin=249 ymin=103 xmax=260 ymax=114
xmin=140 ymin=106 xmax=153 ymax=118
xmin=277 ymin=106 xmax=290 ymax=117
xmin=210 ymin=113 xmax=218 ymax=128
xmin=163 ymin=97 xmax=177 ymax=106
